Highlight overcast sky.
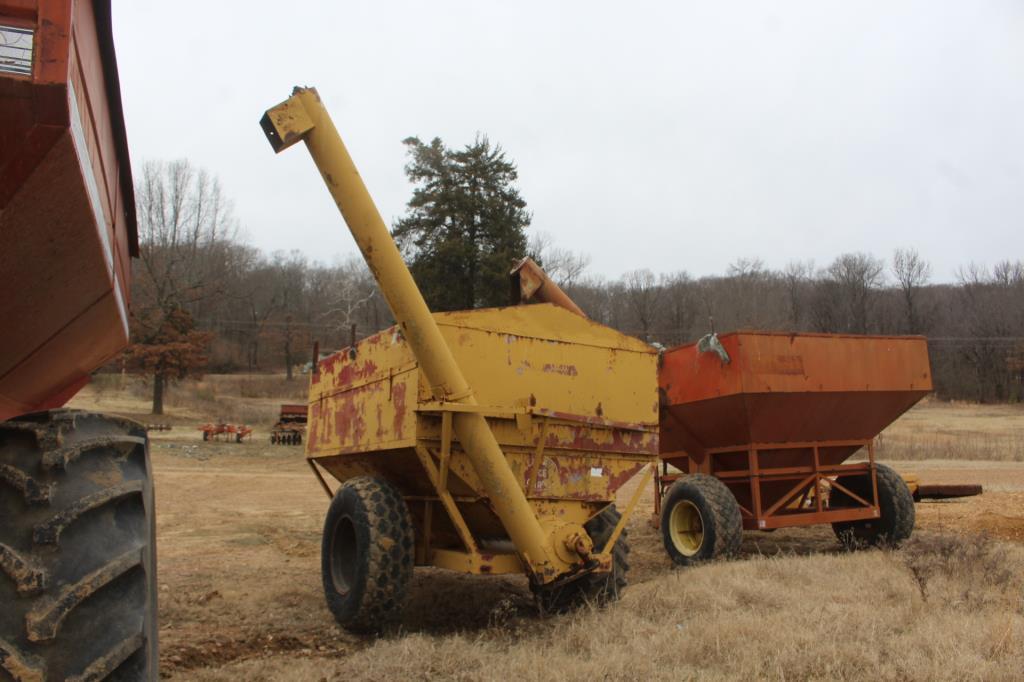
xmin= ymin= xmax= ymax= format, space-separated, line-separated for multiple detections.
xmin=113 ymin=1 xmax=1023 ymax=283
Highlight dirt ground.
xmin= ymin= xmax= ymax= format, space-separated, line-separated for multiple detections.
xmin=66 ymin=382 xmax=1024 ymax=680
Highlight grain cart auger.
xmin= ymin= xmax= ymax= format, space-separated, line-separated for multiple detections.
xmin=260 ymin=87 xmax=659 ymax=632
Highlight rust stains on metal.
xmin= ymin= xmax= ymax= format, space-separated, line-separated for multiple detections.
xmin=391 ymin=382 xmax=407 ymax=440
xmin=542 ymin=363 xmax=578 ymax=376
xmin=510 ymin=257 xmax=587 ymax=318
xmin=540 ymin=423 xmax=657 ymax=457
xmin=607 ymin=461 xmax=646 ymax=492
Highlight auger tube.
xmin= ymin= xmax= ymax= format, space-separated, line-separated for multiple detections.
xmin=260 ymin=87 xmax=566 ymax=582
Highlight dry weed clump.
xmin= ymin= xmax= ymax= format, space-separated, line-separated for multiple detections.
xmin=897 ymin=532 xmax=1023 ymax=610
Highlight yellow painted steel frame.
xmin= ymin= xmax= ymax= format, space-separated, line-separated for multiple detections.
xmin=300 ymin=303 xmax=659 ymax=579
xmin=395 ymin=401 xmax=653 ymax=575
xmin=261 ymin=87 xmax=622 ymax=585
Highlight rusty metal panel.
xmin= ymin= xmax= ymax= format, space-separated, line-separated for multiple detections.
xmin=656 ymin=331 xmax=932 ymax=533
xmin=0 ymin=0 xmax=137 ymax=420
xmin=660 ymin=331 xmax=932 ymax=453
xmin=435 ymin=304 xmax=657 ymax=429
xmin=307 ymin=303 xmax=659 ymax=504
xmin=309 ymin=303 xmax=658 ymax=461
xmin=305 ymin=327 xmax=419 ymax=457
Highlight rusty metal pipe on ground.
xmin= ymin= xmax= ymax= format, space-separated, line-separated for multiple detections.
xmin=260 ymin=87 xmax=562 ymax=581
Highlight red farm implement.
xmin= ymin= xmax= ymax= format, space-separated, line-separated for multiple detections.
xmin=199 ymin=422 xmax=253 ymax=443
xmin=270 ymin=403 xmax=307 ymax=445
xmin=655 ymin=331 xmax=934 ymax=563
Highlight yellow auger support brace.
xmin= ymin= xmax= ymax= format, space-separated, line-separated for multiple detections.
xmin=260 ymin=87 xmax=569 ymax=583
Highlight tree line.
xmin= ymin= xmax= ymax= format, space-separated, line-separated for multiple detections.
xmin=124 ymin=151 xmax=1023 ymax=412
xmin=563 ymin=254 xmax=1024 ymax=403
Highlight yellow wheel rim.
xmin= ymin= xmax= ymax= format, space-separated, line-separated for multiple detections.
xmin=669 ymin=500 xmax=704 ymax=557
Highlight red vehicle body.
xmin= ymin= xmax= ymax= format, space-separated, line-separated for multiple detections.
xmin=0 ymin=0 xmax=137 ymax=419
xmin=1 ymin=4 xmax=158 ymax=680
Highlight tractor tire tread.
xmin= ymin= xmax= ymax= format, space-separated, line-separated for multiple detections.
xmin=322 ymin=476 xmax=415 ymax=633
xmin=0 ymin=410 xmax=156 ymax=681
xmin=661 ymin=474 xmax=743 ymax=565
xmin=832 ymin=463 xmax=915 ymax=547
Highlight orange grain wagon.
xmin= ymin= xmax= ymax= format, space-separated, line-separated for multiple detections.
xmin=655 ymin=331 xmax=931 ymax=564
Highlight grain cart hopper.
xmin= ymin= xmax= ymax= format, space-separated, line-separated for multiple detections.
xmin=655 ymin=331 xmax=930 ymax=564
xmin=260 ymin=87 xmax=659 ymax=632
xmin=0 ymin=1 xmax=157 ymax=679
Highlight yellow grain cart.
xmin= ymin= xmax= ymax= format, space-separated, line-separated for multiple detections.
xmin=260 ymin=88 xmax=658 ymax=632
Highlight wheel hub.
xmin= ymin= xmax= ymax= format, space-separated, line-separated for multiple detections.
xmin=330 ymin=515 xmax=358 ymax=595
xmin=669 ymin=500 xmax=704 ymax=557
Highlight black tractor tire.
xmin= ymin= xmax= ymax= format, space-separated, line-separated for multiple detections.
xmin=532 ymin=504 xmax=630 ymax=613
xmin=831 ymin=463 xmax=915 ymax=548
xmin=0 ymin=410 xmax=157 ymax=681
xmin=321 ymin=476 xmax=415 ymax=633
xmin=661 ymin=474 xmax=743 ymax=566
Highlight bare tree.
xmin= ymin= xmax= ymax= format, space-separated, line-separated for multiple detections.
xmin=660 ymin=271 xmax=697 ymax=345
xmin=130 ymin=159 xmax=238 ymax=412
xmin=135 ymin=160 xmax=238 ymax=310
xmin=622 ymin=269 xmax=662 ymax=340
xmin=891 ymin=248 xmax=932 ymax=333
xmin=270 ymin=251 xmax=309 ymax=380
xmin=320 ymin=256 xmax=379 ymax=341
xmin=948 ymin=260 xmax=1024 ymax=401
xmin=782 ymin=260 xmax=815 ymax=328
xmin=564 ymin=275 xmax=614 ymax=325
xmin=819 ymin=253 xmax=885 ymax=334
xmin=992 ymin=259 xmax=1024 ymax=287
xmin=527 ymin=231 xmax=591 ymax=287
xmin=726 ymin=257 xmax=766 ymax=279
xmin=724 ymin=257 xmax=774 ymax=329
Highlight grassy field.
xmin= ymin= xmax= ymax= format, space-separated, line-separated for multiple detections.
xmin=876 ymin=399 xmax=1024 ymax=462
xmin=67 ymin=375 xmax=1024 ymax=680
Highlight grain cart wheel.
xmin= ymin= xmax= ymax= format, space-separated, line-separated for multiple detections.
xmin=661 ymin=474 xmax=742 ymax=566
xmin=0 ymin=410 xmax=157 ymax=681
xmin=831 ymin=463 xmax=915 ymax=548
xmin=532 ymin=505 xmax=630 ymax=613
xmin=321 ymin=476 xmax=414 ymax=633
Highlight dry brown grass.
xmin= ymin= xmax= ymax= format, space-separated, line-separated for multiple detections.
xmin=876 ymin=400 xmax=1024 ymax=462
xmin=176 ymin=532 xmax=1024 ymax=682
xmin=66 ymin=383 xmax=1024 ymax=680
xmin=138 ymin=430 xmax=1024 ymax=681
xmin=79 ymin=372 xmax=307 ymax=427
